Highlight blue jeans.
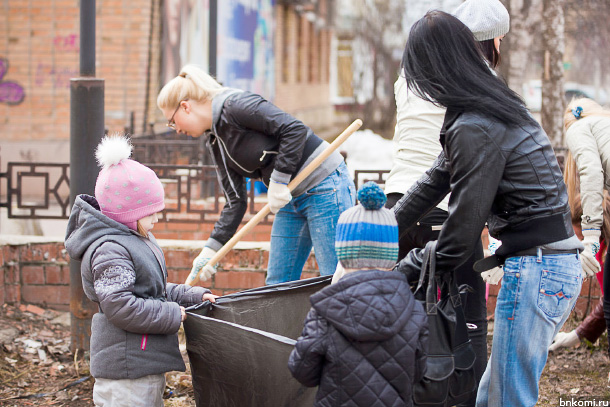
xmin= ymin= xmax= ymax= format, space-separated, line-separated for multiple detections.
xmin=476 ymin=250 xmax=582 ymax=407
xmin=266 ymin=162 xmax=356 ymax=285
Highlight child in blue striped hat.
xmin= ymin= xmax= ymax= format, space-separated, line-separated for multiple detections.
xmin=335 ymin=181 xmax=400 ymax=273
xmin=289 ymin=182 xmax=428 ymax=406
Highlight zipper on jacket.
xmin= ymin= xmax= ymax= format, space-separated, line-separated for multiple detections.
xmin=259 ymin=150 xmax=279 ymax=162
xmin=214 ymin=134 xmax=256 ymax=174
xmin=141 ymin=334 xmax=148 ymax=351
xmin=206 ymin=135 xmax=239 ymax=205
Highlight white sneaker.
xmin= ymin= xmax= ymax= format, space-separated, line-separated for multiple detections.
xmin=549 ymin=330 xmax=580 ymax=351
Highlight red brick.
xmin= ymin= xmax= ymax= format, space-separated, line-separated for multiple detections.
xmin=214 ymin=271 xmax=265 ymax=290
xmin=210 ymin=288 xmax=224 ymax=297
xmin=301 ymin=271 xmax=319 ymax=280
xmin=21 ymin=285 xmax=70 ymax=308
xmin=25 ymin=304 xmax=46 ymax=315
xmin=486 ymin=296 xmax=497 ymax=318
xmin=167 ymin=269 xmax=188 ymax=284
xmin=60 ymin=245 xmax=71 ymax=262
xmin=222 ymin=250 xmax=264 ymax=270
xmin=5 ymin=264 xmax=19 ymax=284
xmin=22 ymin=265 xmax=45 ymax=285
xmin=5 ymin=285 xmax=21 ymax=304
xmin=2 ymin=246 xmax=19 ymax=263
xmin=487 ymin=283 xmax=501 ymax=297
xmin=45 ymin=265 xmax=69 ymax=285
xmin=22 ymin=244 xmax=59 ymax=262
xmin=303 ymin=255 xmax=319 ymax=272
xmin=164 ymin=249 xmax=193 ymax=269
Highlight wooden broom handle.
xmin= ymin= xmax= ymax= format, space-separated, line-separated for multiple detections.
xmin=184 ymin=119 xmax=363 ymax=285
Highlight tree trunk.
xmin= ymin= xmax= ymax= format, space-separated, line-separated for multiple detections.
xmin=541 ymin=0 xmax=565 ymax=147
xmin=499 ymin=0 xmax=541 ymax=92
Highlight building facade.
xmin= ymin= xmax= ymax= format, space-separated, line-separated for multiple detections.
xmin=0 ymin=0 xmax=336 ymax=169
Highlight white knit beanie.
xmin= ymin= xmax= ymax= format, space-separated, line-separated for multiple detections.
xmin=453 ymin=0 xmax=510 ymax=41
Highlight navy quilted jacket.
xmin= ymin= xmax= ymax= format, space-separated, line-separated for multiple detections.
xmin=288 ymin=270 xmax=428 ymax=407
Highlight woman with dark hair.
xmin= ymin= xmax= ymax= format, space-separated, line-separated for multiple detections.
xmin=394 ymin=10 xmax=583 ymax=407
xmin=384 ymin=2 xmax=509 ymax=405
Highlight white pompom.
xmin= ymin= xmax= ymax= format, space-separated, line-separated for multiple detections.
xmin=95 ymin=133 xmax=133 ymax=169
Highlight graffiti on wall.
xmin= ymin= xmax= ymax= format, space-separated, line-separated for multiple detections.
xmin=53 ymin=34 xmax=79 ymax=52
xmin=160 ymin=0 xmax=275 ymax=99
xmin=0 ymin=58 xmax=25 ymax=105
xmin=34 ymin=63 xmax=78 ymax=88
xmin=33 ymin=34 xmax=79 ymax=89
xmin=217 ymin=0 xmax=275 ymax=99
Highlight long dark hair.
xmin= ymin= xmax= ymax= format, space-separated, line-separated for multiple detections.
xmin=402 ymin=11 xmax=535 ymax=128
xmin=478 ymin=39 xmax=501 ymax=68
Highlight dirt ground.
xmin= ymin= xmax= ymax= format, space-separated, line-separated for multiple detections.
xmin=0 ymin=303 xmax=196 ymax=407
xmin=0 ymin=303 xmax=609 ymax=406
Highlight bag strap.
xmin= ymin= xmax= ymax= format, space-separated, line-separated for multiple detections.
xmin=420 ymin=240 xmax=464 ymax=314
xmin=424 ymin=241 xmax=439 ymax=315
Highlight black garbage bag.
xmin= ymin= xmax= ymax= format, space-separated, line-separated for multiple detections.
xmin=184 ymin=275 xmax=332 ymax=407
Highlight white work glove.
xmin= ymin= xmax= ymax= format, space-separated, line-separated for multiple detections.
xmin=549 ymin=330 xmax=580 ymax=351
xmin=481 ymin=266 xmax=504 ymax=285
xmin=581 ymin=229 xmax=602 ymax=278
xmin=481 ymin=236 xmax=504 ymax=284
xmin=267 ymin=179 xmax=292 ymax=214
xmin=331 ymin=262 xmax=346 ymax=285
xmin=186 ymin=247 xmax=218 ymax=284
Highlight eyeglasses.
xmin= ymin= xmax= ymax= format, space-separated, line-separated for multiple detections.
xmin=166 ymin=99 xmax=188 ymax=129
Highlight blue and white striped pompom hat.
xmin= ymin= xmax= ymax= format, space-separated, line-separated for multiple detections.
xmin=335 ymin=181 xmax=398 ymax=270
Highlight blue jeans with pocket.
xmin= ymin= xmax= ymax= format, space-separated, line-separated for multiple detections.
xmin=266 ymin=162 xmax=356 ymax=285
xmin=476 ymin=250 xmax=582 ymax=407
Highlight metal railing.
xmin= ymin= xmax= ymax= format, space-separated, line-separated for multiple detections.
xmin=0 ymin=131 xmax=570 ymax=223
xmin=0 ymin=134 xmax=275 ymax=225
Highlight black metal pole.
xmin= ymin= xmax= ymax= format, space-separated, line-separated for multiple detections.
xmin=80 ymin=0 xmax=96 ymax=77
xmin=209 ymin=0 xmax=217 ymax=77
xmin=69 ymin=0 xmax=104 ymax=353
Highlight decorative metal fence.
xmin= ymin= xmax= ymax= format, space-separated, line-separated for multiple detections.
xmin=0 ymin=132 xmax=275 ymax=225
xmin=0 ymin=128 xmax=569 ymax=224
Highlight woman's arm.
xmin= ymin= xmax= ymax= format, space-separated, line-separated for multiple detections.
xmin=434 ymin=121 xmax=504 ymax=272
xmin=206 ymin=142 xmax=248 ymax=251
xmin=393 ymin=151 xmax=451 ymax=232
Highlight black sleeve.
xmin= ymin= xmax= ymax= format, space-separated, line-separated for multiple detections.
xmin=393 ymin=151 xmax=452 ymax=235
xmin=228 ymin=92 xmax=309 ymax=175
xmin=208 ymin=143 xmax=248 ymax=247
xmin=288 ymin=308 xmax=328 ymax=387
xmin=434 ymin=121 xmax=504 ymax=273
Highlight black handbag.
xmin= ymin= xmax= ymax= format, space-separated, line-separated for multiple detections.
xmin=412 ymin=241 xmax=477 ymax=407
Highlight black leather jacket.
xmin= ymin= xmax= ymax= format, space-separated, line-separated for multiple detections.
xmin=394 ymin=108 xmax=574 ymax=279
xmin=206 ymin=91 xmax=323 ymax=250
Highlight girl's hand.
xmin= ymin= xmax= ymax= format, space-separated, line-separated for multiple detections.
xmin=180 ymin=306 xmax=187 ymax=322
xmin=203 ymin=293 xmax=219 ymax=303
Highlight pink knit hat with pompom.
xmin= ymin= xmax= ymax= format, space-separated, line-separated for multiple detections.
xmin=94 ymin=134 xmax=165 ymax=231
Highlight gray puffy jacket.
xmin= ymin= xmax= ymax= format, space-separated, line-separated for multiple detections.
xmin=65 ymin=195 xmax=209 ymax=379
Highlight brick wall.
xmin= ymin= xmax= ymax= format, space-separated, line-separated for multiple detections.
xmin=1 ymin=1 xmax=336 ymax=166
xmin=0 ymin=239 xmax=320 ymax=311
xmin=1 ymin=0 xmax=156 ymax=141
xmin=0 ymin=239 xmax=601 ymax=321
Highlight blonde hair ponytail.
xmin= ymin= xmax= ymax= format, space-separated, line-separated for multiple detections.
xmin=564 ymin=97 xmax=610 ymax=131
xmin=157 ymin=65 xmax=227 ymax=110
